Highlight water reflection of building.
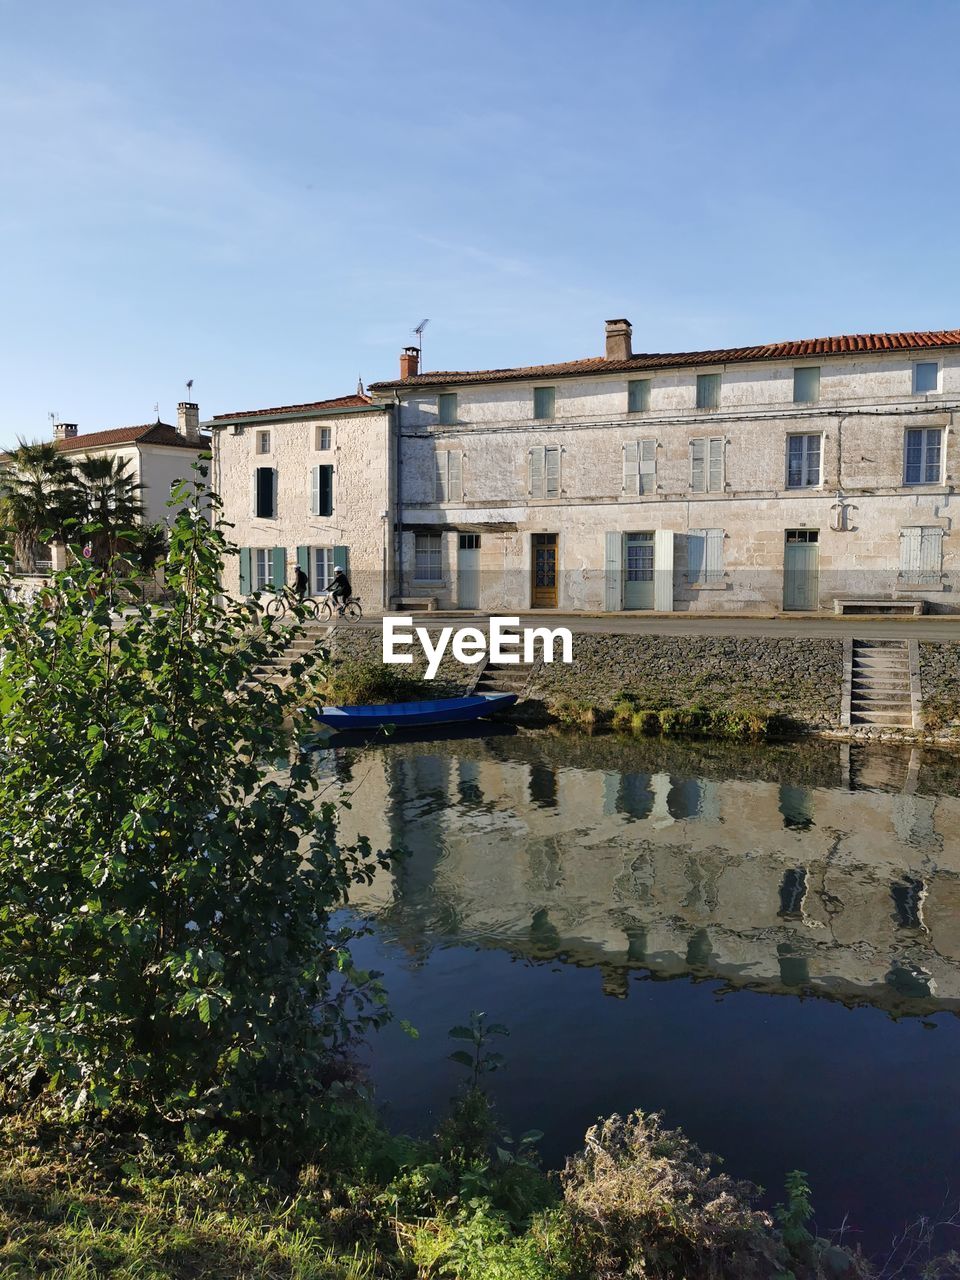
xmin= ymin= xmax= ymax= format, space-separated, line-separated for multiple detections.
xmin=326 ymin=737 xmax=960 ymax=1017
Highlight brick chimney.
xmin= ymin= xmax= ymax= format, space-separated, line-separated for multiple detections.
xmin=605 ymin=318 xmax=632 ymax=362
xmin=53 ymin=422 xmax=78 ymax=441
xmin=178 ymin=401 xmax=201 ymax=441
xmin=399 ymin=346 xmax=420 ymax=379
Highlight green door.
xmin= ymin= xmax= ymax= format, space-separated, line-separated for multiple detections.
xmin=783 ymin=530 xmax=819 ymax=611
xmin=623 ymin=532 xmax=655 ymax=609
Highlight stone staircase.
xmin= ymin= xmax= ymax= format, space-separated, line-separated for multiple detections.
xmin=473 ymin=659 xmax=536 ymax=699
xmin=250 ymin=624 xmax=331 ymax=687
xmin=847 ymin=639 xmax=916 ymax=729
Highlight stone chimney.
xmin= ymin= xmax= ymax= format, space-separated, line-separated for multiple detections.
xmin=178 ymin=401 xmax=201 ymax=441
xmin=605 ymin=318 xmax=633 ymax=362
xmin=399 ymin=346 xmax=420 ymax=379
xmin=53 ymin=422 xmax=78 ymax=441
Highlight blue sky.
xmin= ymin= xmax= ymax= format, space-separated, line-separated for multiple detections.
xmin=1 ymin=0 xmax=959 ymax=447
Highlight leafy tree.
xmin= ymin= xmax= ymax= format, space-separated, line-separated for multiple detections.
xmin=0 ymin=438 xmax=75 ymax=570
xmin=0 ymin=470 xmax=390 ymax=1147
xmin=71 ymin=452 xmax=145 ymax=565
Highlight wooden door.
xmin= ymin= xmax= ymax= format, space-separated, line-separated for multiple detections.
xmin=531 ymin=533 xmax=558 ymax=608
xmin=783 ymin=530 xmax=819 ymax=610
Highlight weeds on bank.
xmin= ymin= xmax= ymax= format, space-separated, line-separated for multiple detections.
xmin=549 ymin=694 xmax=778 ymax=739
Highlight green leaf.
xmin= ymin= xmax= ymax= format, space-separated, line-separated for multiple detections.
xmin=449 ymin=1050 xmax=474 ymax=1069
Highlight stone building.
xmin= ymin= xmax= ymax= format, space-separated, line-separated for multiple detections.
xmin=207 ymin=393 xmax=394 ymax=606
xmin=368 ymin=322 xmax=960 ymax=613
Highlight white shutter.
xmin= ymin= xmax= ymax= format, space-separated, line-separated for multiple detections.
xmin=708 ymin=439 xmax=723 ymax=492
xmin=705 ymin=528 xmax=723 ymax=581
xmin=920 ymin=527 xmax=943 ymax=579
xmin=623 ymin=441 xmax=639 ymax=495
xmin=529 ymin=446 xmax=544 ymax=497
xmin=545 ymin=446 xmax=560 ymax=497
xmin=639 ymin=439 xmax=656 ymax=494
xmin=311 ymin=465 xmax=320 ymax=516
xmin=690 ymin=440 xmax=705 ymax=492
xmin=604 ymin=531 xmax=622 ymax=611
xmin=899 ymin=527 xmax=921 ymax=575
xmin=688 ymin=529 xmax=705 ymax=581
xmin=654 ymin=529 xmax=674 ymax=611
xmin=449 ymin=450 xmax=462 ymax=501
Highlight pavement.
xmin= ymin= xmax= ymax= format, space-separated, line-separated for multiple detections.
xmin=344 ymin=611 xmax=960 ymax=642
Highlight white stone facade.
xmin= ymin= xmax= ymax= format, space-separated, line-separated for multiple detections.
xmin=369 ymin=324 xmax=960 ymax=613
xmin=209 ymin=397 xmax=394 ymax=609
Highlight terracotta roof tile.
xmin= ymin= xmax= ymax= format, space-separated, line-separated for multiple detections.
xmin=211 ymin=393 xmax=373 ymax=421
xmin=369 ymin=328 xmax=960 ymax=390
xmin=55 ymin=422 xmax=207 ymax=452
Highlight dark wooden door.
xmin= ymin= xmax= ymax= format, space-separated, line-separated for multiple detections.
xmin=532 ymin=533 xmax=558 ymax=607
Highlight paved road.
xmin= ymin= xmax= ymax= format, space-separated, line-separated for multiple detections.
xmin=345 ymin=611 xmax=960 ymax=642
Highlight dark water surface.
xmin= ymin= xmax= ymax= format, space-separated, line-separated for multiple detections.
xmin=320 ymin=729 xmax=960 ymax=1253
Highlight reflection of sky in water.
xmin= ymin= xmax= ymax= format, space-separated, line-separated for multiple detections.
xmin=317 ymin=731 xmax=960 ymax=1251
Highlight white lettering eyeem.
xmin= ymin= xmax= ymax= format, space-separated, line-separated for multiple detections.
xmin=382 ymin=617 xmax=573 ymax=679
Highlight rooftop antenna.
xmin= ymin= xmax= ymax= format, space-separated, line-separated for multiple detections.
xmin=186 ymin=378 xmax=194 ymax=400
xmin=413 ymin=318 xmax=430 ymax=370
xmin=154 ymin=401 xmax=160 ymax=422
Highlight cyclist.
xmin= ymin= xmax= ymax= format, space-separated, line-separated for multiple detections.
xmin=292 ymin=563 xmax=309 ymax=603
xmin=326 ymin=565 xmax=352 ymax=616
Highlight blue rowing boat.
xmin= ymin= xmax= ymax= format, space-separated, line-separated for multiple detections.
xmin=312 ymin=691 xmax=518 ymax=731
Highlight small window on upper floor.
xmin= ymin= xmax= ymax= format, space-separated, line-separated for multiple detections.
xmin=438 ymin=392 xmax=458 ymax=426
xmin=627 ymin=379 xmax=650 ymax=413
xmin=904 ymin=427 xmax=943 ymax=485
xmin=533 ymin=386 xmax=556 ymax=420
xmin=256 ymin=429 xmax=271 ymax=455
xmin=793 ymin=366 xmax=820 ymax=404
xmin=696 ymin=373 xmax=721 ymax=411
xmin=914 ymin=361 xmax=939 ymax=394
xmin=786 ymin=434 xmax=822 ymax=488
xmin=316 ymin=425 xmax=332 ymax=450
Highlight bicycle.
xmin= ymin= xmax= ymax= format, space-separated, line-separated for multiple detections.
xmin=265 ymin=588 xmax=321 ymax=621
xmin=318 ymin=593 xmax=363 ymax=622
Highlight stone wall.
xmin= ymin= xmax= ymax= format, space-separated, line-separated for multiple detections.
xmin=527 ymin=633 xmax=844 ymax=728
xmin=920 ymin=642 xmax=960 ymax=728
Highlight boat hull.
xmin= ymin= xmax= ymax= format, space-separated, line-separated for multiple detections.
xmin=312 ymin=692 xmax=518 ymax=731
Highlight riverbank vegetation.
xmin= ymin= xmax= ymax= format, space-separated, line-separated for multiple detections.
xmin=547 ymin=694 xmax=780 ymax=739
xmin=0 ymin=474 xmax=908 ymax=1277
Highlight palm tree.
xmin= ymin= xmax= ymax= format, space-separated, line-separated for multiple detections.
xmin=0 ymin=439 xmax=76 ymax=571
xmin=71 ymin=454 xmax=145 ymax=567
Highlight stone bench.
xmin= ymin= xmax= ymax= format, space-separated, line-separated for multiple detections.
xmin=390 ymin=596 xmax=439 ymax=612
xmin=833 ymin=598 xmax=927 ymax=616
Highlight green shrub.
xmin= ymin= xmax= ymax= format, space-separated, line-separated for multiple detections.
xmin=323 ymin=656 xmax=427 ymax=705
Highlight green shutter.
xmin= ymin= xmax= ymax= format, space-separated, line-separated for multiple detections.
xmin=296 ymin=545 xmax=310 ymax=575
xmin=270 ymin=546 xmax=286 ymax=587
xmin=239 ymin=547 xmax=252 ymax=595
xmin=318 ymin=465 xmax=334 ymax=517
xmin=333 ymin=546 xmax=349 ymax=578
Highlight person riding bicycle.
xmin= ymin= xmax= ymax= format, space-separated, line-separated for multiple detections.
xmin=326 ymin=566 xmax=352 ymax=616
xmin=292 ymin=564 xmax=309 ymax=603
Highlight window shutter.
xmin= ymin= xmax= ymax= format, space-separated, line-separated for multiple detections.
xmin=435 ymin=451 xmax=446 ymax=502
xmin=604 ymin=531 xmax=622 ymax=611
xmin=705 ymin=528 xmax=723 ymax=580
xmin=296 ymin=545 xmax=310 ymax=576
xmin=311 ymin=465 xmax=320 ymax=515
xmin=623 ymin=441 xmax=639 ymax=495
xmin=653 ymin=529 xmax=674 ymax=611
xmin=270 ymin=546 xmax=285 ymax=587
xmin=690 ymin=439 xmax=705 ymax=492
xmin=899 ymin=527 xmax=921 ymax=574
xmin=448 ymin=450 xmax=462 ymax=500
xmin=708 ymin=439 xmax=723 ymax=492
xmin=545 ymin=446 xmax=560 ymax=497
xmin=333 ymin=546 xmax=349 ymax=579
xmin=920 ymin=527 xmax=943 ymax=578
xmin=687 ymin=529 xmax=705 ymax=581
xmin=639 ymin=439 xmax=656 ymax=494
xmin=529 ymin=446 xmax=544 ymax=497
xmin=317 ymin=465 xmax=333 ymax=516
xmin=239 ymin=547 xmax=252 ymax=595
xmin=272 ymin=468 xmax=278 ymax=517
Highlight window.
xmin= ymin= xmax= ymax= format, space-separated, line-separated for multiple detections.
xmin=255 ymin=548 xmax=270 ymax=590
xmin=687 ymin=528 xmax=723 ymax=583
xmin=311 ymin=464 xmax=334 ymax=516
xmin=793 ymin=366 xmax=820 ymax=404
xmin=787 ymin=434 xmax=822 ymax=488
xmin=256 ymin=430 xmax=271 ymax=454
xmin=904 ymin=427 xmax=943 ymax=484
xmin=316 ymin=425 xmax=332 ymax=450
xmin=435 ymin=449 xmax=463 ymax=502
xmin=438 ymin=392 xmax=458 ymax=426
xmin=623 ymin=439 xmax=657 ymax=495
xmin=529 ymin=445 xmax=560 ymax=497
xmin=313 ymin=546 xmax=335 ymax=593
xmin=690 ymin=437 xmax=723 ymax=492
xmin=414 ymin=533 xmax=442 ymax=581
xmin=899 ymin=526 xmax=943 ymax=582
xmin=533 ymin=386 xmax=556 ymax=420
xmin=914 ymin=361 xmax=939 ymax=394
xmin=627 ymin=379 xmax=650 ymax=413
xmin=254 ymin=466 xmax=276 ymax=518
xmin=696 ymin=373 xmax=721 ymax=411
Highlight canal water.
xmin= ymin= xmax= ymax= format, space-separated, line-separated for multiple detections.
xmin=319 ymin=729 xmax=960 ymax=1253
